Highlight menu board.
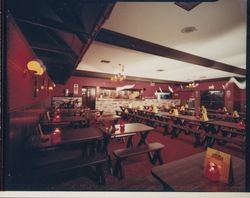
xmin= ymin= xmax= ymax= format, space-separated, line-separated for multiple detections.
xmin=203 ymin=147 xmax=233 ymax=184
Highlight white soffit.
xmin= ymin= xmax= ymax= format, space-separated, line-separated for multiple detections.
xmin=78 ymin=41 xmax=244 ymax=82
xmin=77 ymin=0 xmax=246 ymax=81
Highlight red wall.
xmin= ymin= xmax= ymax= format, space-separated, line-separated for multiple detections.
xmin=7 ymin=16 xmax=245 ymax=112
xmin=176 ymin=80 xmax=246 ymax=111
xmin=52 ymin=75 xmax=245 ymax=112
xmin=52 ymin=76 xmax=176 ymax=98
xmin=7 ymin=16 xmax=52 ymax=111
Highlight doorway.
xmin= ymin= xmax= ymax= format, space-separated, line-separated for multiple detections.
xmin=82 ymin=86 xmax=96 ymax=110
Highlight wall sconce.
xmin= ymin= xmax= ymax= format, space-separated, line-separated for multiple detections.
xmin=27 ymin=59 xmax=46 ymax=76
xmin=48 ymin=86 xmax=53 ymax=91
xmin=208 ymin=84 xmax=215 ymax=89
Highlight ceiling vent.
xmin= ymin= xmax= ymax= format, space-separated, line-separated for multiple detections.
xmin=181 ymin=26 xmax=197 ymax=34
xmin=100 ymin=60 xmax=111 ymax=63
xmin=156 ymin=69 xmax=165 ymax=72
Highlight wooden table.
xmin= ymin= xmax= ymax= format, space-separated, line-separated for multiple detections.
xmin=202 ymin=120 xmax=246 ymax=148
xmin=151 ymin=152 xmax=245 ymax=192
xmin=157 ymin=112 xmax=209 ymax=146
xmin=157 ymin=112 xmax=246 ymax=149
xmin=43 ymin=115 xmax=88 ymax=128
xmin=100 ymin=123 xmax=154 ymax=148
xmin=208 ymin=120 xmax=245 ymax=131
xmin=23 ymin=126 xmax=110 ymax=184
xmin=27 ymin=126 xmax=103 ymax=152
xmin=98 ymin=115 xmax=121 ymax=123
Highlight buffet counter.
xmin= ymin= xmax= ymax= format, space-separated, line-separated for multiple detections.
xmin=96 ymin=98 xmax=181 ymax=114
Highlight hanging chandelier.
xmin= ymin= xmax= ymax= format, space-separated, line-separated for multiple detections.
xmin=186 ymin=81 xmax=199 ymax=88
xmin=110 ymin=64 xmax=126 ymax=81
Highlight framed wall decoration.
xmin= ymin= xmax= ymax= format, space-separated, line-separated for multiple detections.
xmin=74 ymin=84 xmax=79 ymax=95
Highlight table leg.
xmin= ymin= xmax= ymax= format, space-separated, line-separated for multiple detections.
xmin=163 ymin=125 xmax=170 ymax=136
xmin=126 ymin=135 xmax=134 ymax=148
xmin=151 ymin=171 xmax=174 ymax=192
xmin=193 ymin=132 xmax=201 ymax=147
xmin=138 ymin=131 xmax=150 ymax=146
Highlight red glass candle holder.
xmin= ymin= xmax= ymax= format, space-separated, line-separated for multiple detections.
xmin=51 ymin=128 xmax=61 ymax=143
xmin=119 ymin=120 xmax=125 ymax=132
xmin=52 ymin=128 xmax=61 ymax=137
xmin=204 ymin=161 xmax=221 ymax=182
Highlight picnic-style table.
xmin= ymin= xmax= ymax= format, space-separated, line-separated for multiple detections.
xmin=151 ymin=152 xmax=245 ymax=192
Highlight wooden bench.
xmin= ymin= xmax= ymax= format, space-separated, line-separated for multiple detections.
xmin=171 ymin=124 xmax=198 ymax=137
xmin=111 ymin=132 xmax=136 ymax=144
xmin=207 ymin=134 xmax=245 ymax=150
xmin=113 ymin=142 xmax=165 ymax=179
xmin=171 ymin=124 xmax=203 ymax=147
xmin=17 ymin=131 xmax=112 ymax=186
xmin=18 ymin=152 xmax=108 ymax=185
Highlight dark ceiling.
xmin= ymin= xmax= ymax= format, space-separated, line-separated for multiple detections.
xmin=7 ymin=0 xmax=115 ymax=84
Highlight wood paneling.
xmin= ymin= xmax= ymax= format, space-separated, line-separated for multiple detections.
xmin=8 ymin=0 xmax=115 ymax=84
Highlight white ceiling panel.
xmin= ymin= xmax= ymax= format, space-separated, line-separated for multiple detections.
xmin=76 ymin=0 xmax=246 ymax=82
xmin=78 ymin=41 xmax=244 ymax=82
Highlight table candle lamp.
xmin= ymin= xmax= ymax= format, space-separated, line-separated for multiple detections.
xmin=52 ymin=127 xmax=61 ymax=143
xmin=53 ymin=127 xmax=61 ymax=134
xmin=120 ymin=120 xmax=125 ymax=133
xmin=205 ymin=161 xmax=221 ymax=181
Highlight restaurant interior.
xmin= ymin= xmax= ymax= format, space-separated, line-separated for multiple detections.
xmin=1 ymin=0 xmax=249 ymax=192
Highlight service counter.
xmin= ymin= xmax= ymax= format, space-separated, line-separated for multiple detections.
xmin=96 ymin=98 xmax=181 ymax=114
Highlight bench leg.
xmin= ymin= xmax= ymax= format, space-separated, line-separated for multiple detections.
xmin=147 ymin=152 xmax=154 ymax=163
xmin=150 ymin=150 xmax=164 ymax=165
xmin=157 ymin=150 xmax=164 ymax=165
xmin=193 ymin=132 xmax=201 ymax=147
xmin=216 ymin=139 xmax=227 ymax=146
xmin=114 ymin=158 xmax=124 ymax=179
xmin=107 ymin=155 xmax=113 ymax=175
xmin=113 ymin=159 xmax=124 ymax=179
xmin=163 ymin=125 xmax=170 ymax=136
xmin=171 ymin=128 xmax=177 ymax=138
xmin=203 ymin=135 xmax=215 ymax=149
xmin=96 ymin=163 xmax=105 ymax=185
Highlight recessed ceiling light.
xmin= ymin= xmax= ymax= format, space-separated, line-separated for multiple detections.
xmin=199 ymin=76 xmax=206 ymax=79
xmin=181 ymin=26 xmax=197 ymax=34
xmin=156 ymin=69 xmax=165 ymax=72
xmin=100 ymin=60 xmax=110 ymax=63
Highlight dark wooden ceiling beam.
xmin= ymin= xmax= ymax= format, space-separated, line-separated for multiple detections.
xmin=96 ymin=29 xmax=246 ymax=76
xmin=46 ymin=0 xmax=86 ymax=30
xmin=32 ymin=48 xmax=76 ymax=64
xmin=14 ymin=17 xmax=88 ymax=41
xmin=73 ymin=3 xmax=116 ymax=69
xmin=73 ymin=70 xmax=180 ymax=84
xmin=43 ymin=28 xmax=80 ymax=56
xmin=31 ymin=44 xmax=76 ymax=60
xmin=37 ymin=56 xmax=73 ymax=66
